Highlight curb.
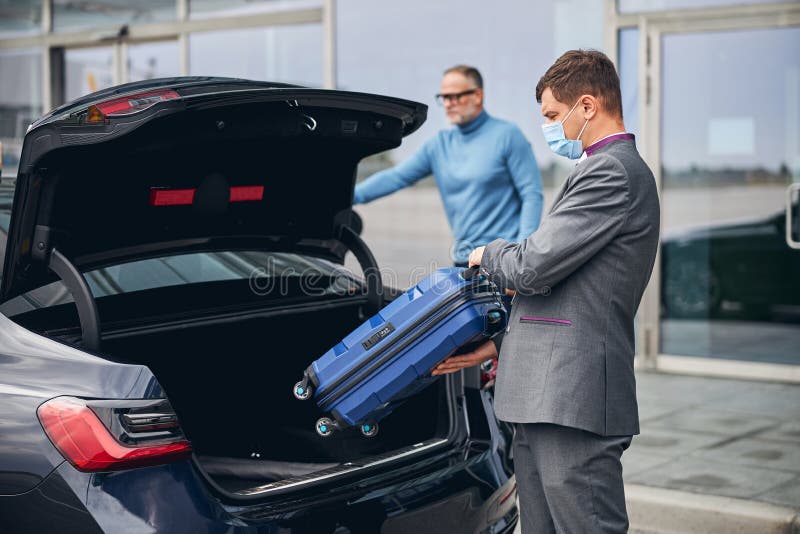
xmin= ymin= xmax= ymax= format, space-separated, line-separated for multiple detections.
xmin=626 ymin=484 xmax=800 ymax=534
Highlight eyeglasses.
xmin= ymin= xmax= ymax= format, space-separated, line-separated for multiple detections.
xmin=435 ymin=89 xmax=479 ymax=106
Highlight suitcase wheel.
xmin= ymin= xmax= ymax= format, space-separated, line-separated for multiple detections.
xmin=293 ymin=381 xmax=313 ymax=401
xmin=487 ymin=309 xmax=503 ymax=324
xmin=316 ymin=417 xmax=336 ymax=437
xmin=360 ymin=422 xmax=379 ymax=438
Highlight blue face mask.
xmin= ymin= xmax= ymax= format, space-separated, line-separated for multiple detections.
xmin=541 ymin=99 xmax=589 ymax=160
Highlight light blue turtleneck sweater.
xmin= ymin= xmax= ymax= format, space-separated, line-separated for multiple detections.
xmin=353 ymin=110 xmax=543 ymax=262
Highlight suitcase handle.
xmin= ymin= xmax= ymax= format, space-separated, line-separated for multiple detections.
xmin=459 ymin=266 xmax=483 ymax=280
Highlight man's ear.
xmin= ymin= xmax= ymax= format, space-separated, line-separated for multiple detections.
xmin=475 ymin=88 xmax=484 ymax=107
xmin=580 ymin=94 xmax=598 ymax=120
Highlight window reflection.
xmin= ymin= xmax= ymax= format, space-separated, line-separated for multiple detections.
xmin=65 ymin=47 xmax=114 ymax=103
xmin=659 ymin=27 xmax=800 ymax=365
xmin=128 ymin=41 xmax=180 ymax=83
xmin=189 ymin=25 xmax=323 ymax=87
xmin=190 ymin=0 xmax=322 ymax=19
xmin=0 ymin=49 xmax=42 ymax=180
xmin=0 ymin=0 xmax=43 ymax=38
xmin=53 ymin=0 xmax=175 ymax=33
xmin=619 ymin=0 xmax=779 ymax=13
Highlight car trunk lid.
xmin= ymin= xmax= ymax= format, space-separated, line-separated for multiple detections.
xmin=1 ymin=78 xmax=426 ymax=301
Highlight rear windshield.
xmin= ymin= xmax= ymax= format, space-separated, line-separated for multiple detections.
xmin=0 ymin=250 xmax=360 ymax=317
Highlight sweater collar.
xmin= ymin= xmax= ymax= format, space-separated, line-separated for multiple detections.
xmin=457 ymin=109 xmax=489 ymax=134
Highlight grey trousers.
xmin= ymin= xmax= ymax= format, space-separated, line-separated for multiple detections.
xmin=513 ymin=423 xmax=632 ymax=534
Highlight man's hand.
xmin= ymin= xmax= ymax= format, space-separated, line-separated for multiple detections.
xmin=468 ymin=246 xmax=485 ymax=267
xmin=431 ymin=339 xmax=498 ymax=376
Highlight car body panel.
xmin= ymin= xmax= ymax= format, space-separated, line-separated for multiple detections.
xmin=1 ymin=452 xmax=516 ymax=533
xmin=0 ymin=311 xmax=159 ymax=494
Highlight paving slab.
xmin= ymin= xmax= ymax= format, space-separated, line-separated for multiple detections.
xmin=704 ymin=384 xmax=800 ymax=418
xmin=756 ymin=420 xmax=800 ymax=444
xmin=622 ymin=448 xmax=675 ymax=478
xmin=756 ymin=476 xmax=800 ymax=509
xmin=637 ymin=398 xmax=690 ymax=423
xmin=630 ymin=426 xmax=728 ymax=458
xmin=645 ymin=407 xmax=782 ymax=437
xmin=625 ymin=485 xmax=800 ymax=534
xmin=635 ymin=372 xmax=762 ymax=406
xmin=690 ymin=438 xmax=800 ymax=474
xmin=626 ymin=457 xmax=796 ymax=499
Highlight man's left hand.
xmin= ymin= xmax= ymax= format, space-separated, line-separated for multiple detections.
xmin=468 ymin=246 xmax=485 ymax=267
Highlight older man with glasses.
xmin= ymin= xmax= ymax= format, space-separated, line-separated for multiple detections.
xmin=353 ymin=65 xmax=543 ymax=267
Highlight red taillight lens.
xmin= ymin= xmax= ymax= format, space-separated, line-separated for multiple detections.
xmin=229 ymin=185 xmax=264 ymax=202
xmin=499 ymin=482 xmax=517 ymax=505
xmin=37 ymin=397 xmax=191 ymax=472
xmin=85 ymin=89 xmax=180 ymax=123
xmin=150 ymin=188 xmax=196 ymax=206
xmin=149 ymin=185 xmax=264 ymax=206
xmin=97 ymin=89 xmax=180 ymax=116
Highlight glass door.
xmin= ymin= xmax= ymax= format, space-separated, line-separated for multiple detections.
xmin=658 ymin=26 xmax=800 ymax=365
xmin=64 ymin=46 xmax=115 ymax=102
xmin=127 ymin=40 xmax=180 ymax=83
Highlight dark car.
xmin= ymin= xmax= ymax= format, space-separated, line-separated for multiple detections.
xmin=0 ymin=78 xmax=517 ymax=533
xmin=661 ymin=203 xmax=800 ymax=320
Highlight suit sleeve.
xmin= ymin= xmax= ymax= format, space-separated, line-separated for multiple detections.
xmin=504 ymin=127 xmax=544 ymax=241
xmin=353 ymin=141 xmax=433 ymax=204
xmin=481 ymin=154 xmax=630 ymax=295
xmin=491 ymin=332 xmax=505 ymax=355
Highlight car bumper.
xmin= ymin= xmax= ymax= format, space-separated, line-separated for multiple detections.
xmin=0 ymin=453 xmax=517 ymax=533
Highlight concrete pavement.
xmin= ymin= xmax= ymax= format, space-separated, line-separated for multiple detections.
xmin=509 ymin=371 xmax=800 ymax=533
xmin=623 ymin=371 xmax=800 ymax=533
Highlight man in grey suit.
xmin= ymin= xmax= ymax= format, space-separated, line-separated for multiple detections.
xmin=432 ymin=50 xmax=660 ymax=532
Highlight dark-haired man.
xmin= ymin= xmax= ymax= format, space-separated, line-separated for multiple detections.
xmin=433 ymin=50 xmax=660 ymax=533
xmin=354 ymin=65 xmax=543 ymax=265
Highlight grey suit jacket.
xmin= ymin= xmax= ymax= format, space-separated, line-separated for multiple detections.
xmin=482 ymin=139 xmax=660 ymax=437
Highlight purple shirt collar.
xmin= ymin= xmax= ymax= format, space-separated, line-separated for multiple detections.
xmin=585 ymin=133 xmax=635 ymax=157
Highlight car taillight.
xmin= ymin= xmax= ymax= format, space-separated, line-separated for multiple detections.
xmin=499 ymin=482 xmax=517 ymax=505
xmin=37 ymin=396 xmax=191 ymax=472
xmin=84 ymin=89 xmax=180 ymax=124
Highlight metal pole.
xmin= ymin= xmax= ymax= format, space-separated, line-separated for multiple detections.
xmin=323 ymin=0 xmax=337 ymax=89
xmin=42 ymin=0 xmax=53 ymax=112
xmin=177 ymin=0 xmax=189 ymax=76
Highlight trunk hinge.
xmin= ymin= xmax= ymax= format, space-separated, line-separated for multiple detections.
xmin=336 ymin=224 xmax=383 ymax=316
xmin=33 ymin=225 xmax=100 ymax=351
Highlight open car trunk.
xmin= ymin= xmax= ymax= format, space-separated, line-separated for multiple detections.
xmin=96 ymin=297 xmax=452 ymax=494
xmin=2 ymin=79 xmax=444 ymax=496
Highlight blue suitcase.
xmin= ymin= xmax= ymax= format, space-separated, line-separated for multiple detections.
xmin=293 ymin=267 xmax=507 ymax=438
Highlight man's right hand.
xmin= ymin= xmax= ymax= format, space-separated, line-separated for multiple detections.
xmin=431 ymin=340 xmax=499 ymax=376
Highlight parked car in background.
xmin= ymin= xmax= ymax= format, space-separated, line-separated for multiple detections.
xmin=0 ymin=78 xmax=517 ymax=533
xmin=661 ymin=204 xmax=800 ymax=321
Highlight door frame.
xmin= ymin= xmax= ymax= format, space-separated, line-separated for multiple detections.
xmin=606 ymin=0 xmax=800 ymax=382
